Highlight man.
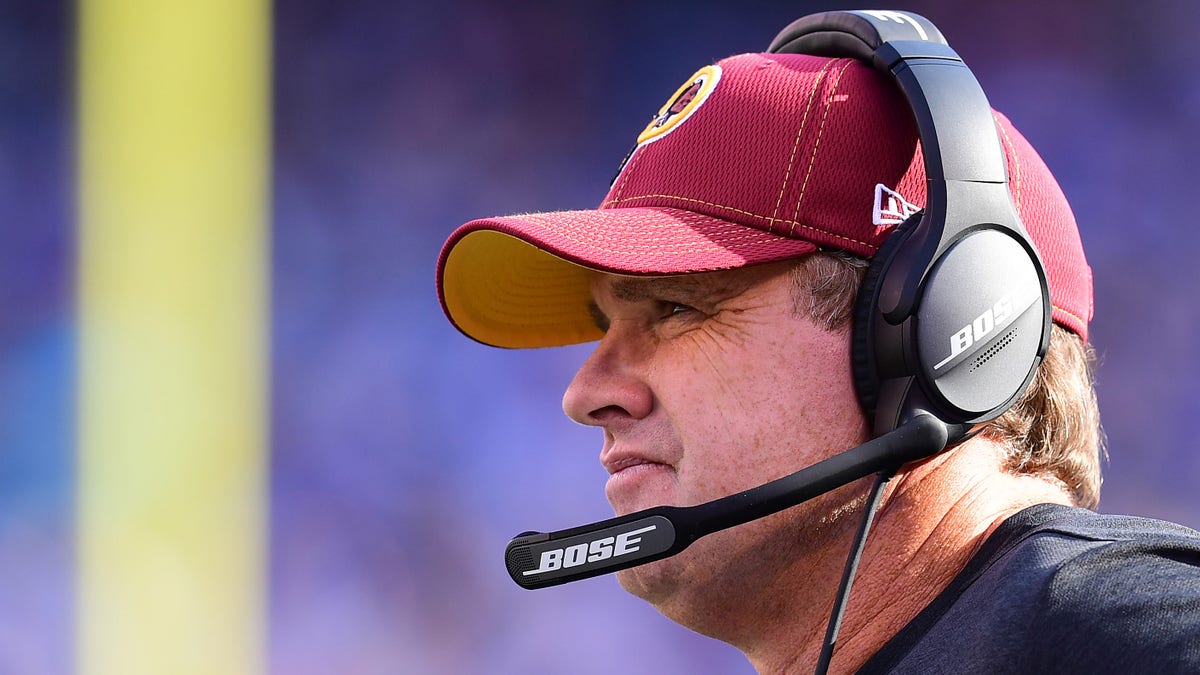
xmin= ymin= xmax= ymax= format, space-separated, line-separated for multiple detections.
xmin=435 ymin=15 xmax=1200 ymax=674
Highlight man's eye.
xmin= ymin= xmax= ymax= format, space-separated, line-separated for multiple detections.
xmin=663 ymin=302 xmax=698 ymax=319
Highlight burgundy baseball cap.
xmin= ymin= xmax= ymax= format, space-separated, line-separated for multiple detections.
xmin=437 ymin=52 xmax=1093 ymax=348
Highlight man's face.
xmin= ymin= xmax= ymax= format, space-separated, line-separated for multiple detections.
xmin=562 ymin=260 xmax=871 ymax=623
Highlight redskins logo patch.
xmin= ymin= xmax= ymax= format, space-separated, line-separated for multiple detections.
xmin=636 ymin=64 xmax=721 ymax=146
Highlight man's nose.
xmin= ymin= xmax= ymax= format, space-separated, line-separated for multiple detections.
xmin=562 ymin=324 xmax=654 ymax=427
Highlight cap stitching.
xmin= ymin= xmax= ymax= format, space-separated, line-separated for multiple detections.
xmin=770 ymin=59 xmax=836 ymax=228
xmin=528 ymin=211 xmax=804 ymax=250
xmin=527 ymin=215 xmax=798 ymax=255
xmin=790 ymin=59 xmax=855 ymax=236
xmin=530 ymin=208 xmax=749 ymax=232
xmin=598 ymin=193 xmax=877 ymax=250
xmin=1051 ymin=303 xmax=1085 ymax=326
xmin=994 ymin=114 xmax=1022 ymax=213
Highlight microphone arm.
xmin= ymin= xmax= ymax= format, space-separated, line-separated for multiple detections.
xmin=506 ymin=413 xmax=952 ymax=589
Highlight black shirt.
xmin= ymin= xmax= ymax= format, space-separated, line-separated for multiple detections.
xmin=860 ymin=503 xmax=1200 ymax=674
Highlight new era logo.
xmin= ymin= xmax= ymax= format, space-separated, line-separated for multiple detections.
xmin=873 ymin=184 xmax=920 ymax=226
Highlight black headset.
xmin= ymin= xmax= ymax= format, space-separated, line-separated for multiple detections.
xmin=768 ymin=10 xmax=1052 ymax=442
xmin=503 ymin=17 xmax=1056 ymax=645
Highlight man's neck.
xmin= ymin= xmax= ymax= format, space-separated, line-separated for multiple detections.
xmin=741 ymin=437 xmax=1074 ymax=674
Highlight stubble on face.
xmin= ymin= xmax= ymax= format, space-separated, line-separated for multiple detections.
xmin=616 ymin=476 xmax=871 ymax=638
xmin=576 ymin=262 xmax=871 ymax=639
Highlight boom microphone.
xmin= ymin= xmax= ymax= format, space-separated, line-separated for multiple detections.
xmin=506 ymin=413 xmax=953 ymax=589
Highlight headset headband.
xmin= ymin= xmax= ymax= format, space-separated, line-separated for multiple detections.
xmin=772 ymin=10 xmax=1051 ymax=435
xmin=772 ymin=10 xmax=1031 ymax=319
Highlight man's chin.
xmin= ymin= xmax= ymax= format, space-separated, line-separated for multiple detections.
xmin=614 ymin=556 xmax=680 ymax=605
xmin=605 ymin=474 xmax=678 ymax=517
xmin=612 ymin=547 xmax=748 ymax=643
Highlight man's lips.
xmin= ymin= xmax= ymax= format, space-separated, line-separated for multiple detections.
xmin=603 ymin=454 xmax=674 ymax=506
xmin=603 ymin=454 xmax=666 ymax=476
xmin=600 ymin=437 xmax=678 ymax=475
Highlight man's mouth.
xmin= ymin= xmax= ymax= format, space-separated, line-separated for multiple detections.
xmin=604 ymin=457 xmax=674 ymax=507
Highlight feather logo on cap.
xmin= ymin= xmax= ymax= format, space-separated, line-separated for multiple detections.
xmin=636 ymin=65 xmax=722 ymax=146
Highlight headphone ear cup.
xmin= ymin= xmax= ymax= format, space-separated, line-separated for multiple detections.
xmin=851 ymin=212 xmax=922 ymax=421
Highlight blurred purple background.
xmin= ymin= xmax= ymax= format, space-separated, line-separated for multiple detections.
xmin=2 ymin=1 xmax=1198 ymax=673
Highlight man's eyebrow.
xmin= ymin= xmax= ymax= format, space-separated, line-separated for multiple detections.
xmin=607 ymin=276 xmax=708 ymax=303
xmin=587 ymin=273 xmax=765 ymax=331
xmin=588 ymin=277 xmax=699 ymax=332
xmin=611 ymin=273 xmax=769 ymax=305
